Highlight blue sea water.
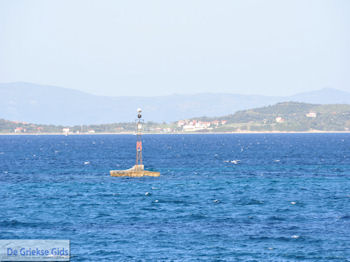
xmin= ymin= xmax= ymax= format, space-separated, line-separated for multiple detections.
xmin=0 ymin=134 xmax=349 ymax=261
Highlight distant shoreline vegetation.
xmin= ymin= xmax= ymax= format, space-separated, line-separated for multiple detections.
xmin=2 ymin=102 xmax=350 ymax=134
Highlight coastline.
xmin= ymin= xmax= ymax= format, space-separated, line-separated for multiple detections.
xmin=1 ymin=130 xmax=350 ymax=135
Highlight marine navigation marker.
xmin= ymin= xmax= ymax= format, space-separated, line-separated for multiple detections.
xmin=110 ymin=108 xmax=160 ymax=177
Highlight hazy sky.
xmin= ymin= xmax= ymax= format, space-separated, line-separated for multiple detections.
xmin=0 ymin=0 xmax=349 ymax=96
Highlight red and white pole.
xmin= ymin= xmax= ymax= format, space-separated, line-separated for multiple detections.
xmin=136 ymin=108 xmax=143 ymax=169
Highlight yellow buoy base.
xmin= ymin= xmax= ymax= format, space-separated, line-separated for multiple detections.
xmin=110 ymin=165 xmax=160 ymax=177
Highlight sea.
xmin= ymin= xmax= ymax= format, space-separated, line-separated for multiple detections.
xmin=0 ymin=134 xmax=349 ymax=261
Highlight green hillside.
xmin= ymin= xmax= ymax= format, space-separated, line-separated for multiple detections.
xmin=212 ymin=102 xmax=350 ymax=132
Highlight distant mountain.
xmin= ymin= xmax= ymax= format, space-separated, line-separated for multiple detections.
xmin=289 ymin=88 xmax=350 ymax=104
xmin=3 ymin=102 xmax=350 ymax=133
xmin=0 ymin=82 xmax=349 ymax=125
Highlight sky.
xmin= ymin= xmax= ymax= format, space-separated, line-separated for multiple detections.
xmin=0 ymin=0 xmax=349 ymax=97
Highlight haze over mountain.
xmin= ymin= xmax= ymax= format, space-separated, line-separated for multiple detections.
xmin=1 ymin=82 xmax=350 ymax=125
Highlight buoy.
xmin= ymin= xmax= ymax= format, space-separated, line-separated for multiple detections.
xmin=110 ymin=108 xmax=160 ymax=177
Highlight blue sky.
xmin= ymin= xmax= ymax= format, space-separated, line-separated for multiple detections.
xmin=0 ymin=0 xmax=349 ymax=96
